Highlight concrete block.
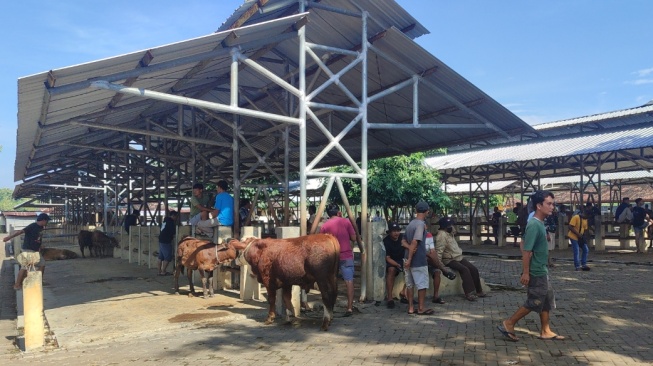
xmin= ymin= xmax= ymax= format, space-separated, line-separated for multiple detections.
xmin=391 ymin=269 xmax=490 ymax=299
xmin=241 ymin=226 xmax=262 ymax=238
xmin=23 ymin=271 xmax=44 ymax=351
xmin=216 ymin=226 xmax=232 ymax=244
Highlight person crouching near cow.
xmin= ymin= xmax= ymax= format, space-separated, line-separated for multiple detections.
xmin=320 ymin=203 xmax=365 ymax=317
xmin=4 ymin=213 xmax=50 ymax=290
xmin=158 ymin=210 xmax=178 ymax=276
xmin=383 ymin=222 xmax=407 ymax=309
xmin=403 ymin=201 xmax=435 ymax=315
xmin=435 ymin=216 xmax=487 ymax=301
xmin=197 ymin=180 xmax=234 ymax=237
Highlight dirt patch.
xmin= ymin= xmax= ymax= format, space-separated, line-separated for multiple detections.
xmin=168 ymin=312 xmax=231 ymax=323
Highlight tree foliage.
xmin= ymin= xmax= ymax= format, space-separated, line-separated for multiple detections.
xmin=0 ymin=188 xmax=28 ymax=212
xmin=325 ymin=152 xmax=450 ymax=221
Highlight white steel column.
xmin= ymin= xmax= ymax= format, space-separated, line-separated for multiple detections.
xmin=360 ymin=10 xmax=370 ymax=302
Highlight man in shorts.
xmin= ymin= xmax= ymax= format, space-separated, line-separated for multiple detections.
xmin=403 ymin=201 xmax=433 ymax=315
xmin=320 ymin=203 xmax=365 ymax=316
xmin=157 ymin=210 xmax=178 ymax=276
xmin=498 ymin=190 xmax=566 ymax=342
xmin=3 ymin=213 xmax=50 ymax=290
xmin=383 ymin=222 xmax=405 ymax=308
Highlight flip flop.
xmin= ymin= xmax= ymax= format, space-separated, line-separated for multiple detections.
xmin=432 ymin=297 xmax=446 ymax=304
xmin=343 ymin=310 xmax=353 ymax=317
xmin=497 ymin=324 xmax=519 ymax=342
xmin=407 ymin=310 xmax=415 ymax=315
xmin=416 ymin=309 xmax=435 ymax=315
xmin=386 ymin=300 xmax=395 ymax=309
xmin=537 ymin=335 xmax=566 ymax=341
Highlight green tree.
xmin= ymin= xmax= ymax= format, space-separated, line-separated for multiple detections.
xmin=0 ymin=188 xmax=28 ymax=211
xmin=326 ymin=153 xmax=450 ymax=222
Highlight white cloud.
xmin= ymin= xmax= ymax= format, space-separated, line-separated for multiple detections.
xmin=635 ymin=67 xmax=653 ymax=77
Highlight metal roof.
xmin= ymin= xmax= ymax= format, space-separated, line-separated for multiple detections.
xmin=427 ymin=123 xmax=653 ymax=183
xmin=444 ymin=170 xmax=653 ymax=194
xmin=13 ymin=0 xmax=532 ymax=200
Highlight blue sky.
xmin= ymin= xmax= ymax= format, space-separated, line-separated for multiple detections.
xmin=1 ymin=0 xmax=652 ymax=189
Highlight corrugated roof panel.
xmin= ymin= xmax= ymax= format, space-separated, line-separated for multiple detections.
xmin=427 ymin=125 xmax=653 ymax=171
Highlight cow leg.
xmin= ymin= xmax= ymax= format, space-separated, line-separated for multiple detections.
xmin=265 ymin=286 xmax=277 ymax=325
xmin=208 ymin=270 xmax=214 ymax=298
xmin=317 ymin=277 xmax=338 ymax=331
xmin=200 ymin=270 xmax=208 ymax=299
xmin=173 ymin=266 xmax=182 ymax=295
xmin=187 ymin=269 xmax=195 ymax=297
xmin=282 ymin=286 xmax=296 ymax=323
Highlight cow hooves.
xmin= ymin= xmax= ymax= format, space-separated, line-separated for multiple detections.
xmin=174 ymin=291 xmax=180 ymax=295
xmin=187 ymin=293 xmax=194 ymax=298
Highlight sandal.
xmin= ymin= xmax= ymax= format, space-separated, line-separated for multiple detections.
xmin=399 ymin=295 xmax=409 ymax=304
xmin=465 ymin=294 xmax=477 ymax=302
xmin=432 ymin=297 xmax=446 ymax=304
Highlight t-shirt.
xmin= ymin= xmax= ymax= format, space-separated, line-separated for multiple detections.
xmin=22 ymin=222 xmax=44 ymax=251
xmin=214 ymin=192 xmax=234 ymax=226
xmin=403 ymin=218 xmax=427 ymax=268
xmin=383 ymin=233 xmax=404 ymax=266
xmin=506 ymin=211 xmax=517 ymax=225
xmin=491 ymin=212 xmax=502 ymax=227
xmin=632 ymin=206 xmax=646 ymax=227
xmin=124 ymin=214 xmax=138 ymax=233
xmin=567 ymin=215 xmax=587 ymax=241
xmin=190 ymin=193 xmax=212 ymax=218
xmin=424 ymin=232 xmax=434 ymax=252
xmin=240 ymin=206 xmax=250 ymax=222
xmin=159 ymin=217 xmax=177 ymax=244
xmin=523 ymin=217 xmax=548 ymax=277
xmin=615 ymin=203 xmax=629 ymax=221
xmin=321 ymin=216 xmax=356 ymax=261
xmin=435 ymin=230 xmax=464 ymax=265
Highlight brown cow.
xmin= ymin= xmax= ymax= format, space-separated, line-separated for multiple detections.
xmin=78 ymin=230 xmax=94 ymax=258
xmin=173 ymin=237 xmax=240 ymax=299
xmin=91 ymin=231 xmax=120 ymax=257
xmin=230 ymin=234 xmax=340 ymax=331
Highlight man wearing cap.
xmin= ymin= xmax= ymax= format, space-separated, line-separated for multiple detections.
xmin=435 ymin=216 xmax=486 ymax=301
xmin=403 ymin=201 xmax=433 ymax=315
xmin=383 ymin=222 xmax=406 ymax=309
xmin=4 ymin=213 xmax=50 ymax=290
xmin=320 ymin=203 xmax=365 ymax=316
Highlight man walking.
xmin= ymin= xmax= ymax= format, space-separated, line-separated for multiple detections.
xmin=157 ymin=210 xmax=178 ymax=276
xmin=498 ymin=190 xmax=565 ymax=342
xmin=320 ymin=203 xmax=365 ymax=316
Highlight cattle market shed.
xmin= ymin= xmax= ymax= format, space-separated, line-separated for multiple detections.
xmin=13 ymin=0 xmax=533 ymax=243
xmin=427 ymin=102 xmax=653 ymax=218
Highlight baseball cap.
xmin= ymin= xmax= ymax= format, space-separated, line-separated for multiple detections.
xmin=438 ymin=217 xmax=453 ymax=229
xmin=37 ymin=213 xmax=51 ymax=221
xmin=387 ymin=222 xmax=401 ymax=233
xmin=415 ymin=201 xmax=430 ymax=213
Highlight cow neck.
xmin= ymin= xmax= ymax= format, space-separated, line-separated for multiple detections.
xmin=215 ymin=242 xmax=226 ymax=261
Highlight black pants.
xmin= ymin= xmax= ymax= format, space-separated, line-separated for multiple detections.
xmin=446 ymin=258 xmax=482 ymax=295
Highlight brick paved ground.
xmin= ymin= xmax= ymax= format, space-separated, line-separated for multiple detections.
xmin=1 ymin=241 xmax=652 ymax=365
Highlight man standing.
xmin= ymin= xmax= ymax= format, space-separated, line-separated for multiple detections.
xmin=403 ymin=201 xmax=433 ymax=315
xmin=320 ymin=203 xmax=365 ymax=316
xmin=568 ymin=208 xmax=591 ymax=271
xmin=4 ymin=213 xmax=50 ymax=290
xmin=491 ymin=206 xmax=502 ymax=245
xmin=157 ymin=210 xmax=178 ymax=276
xmin=498 ymin=190 xmax=565 ymax=342
xmin=632 ymin=198 xmax=649 ymax=253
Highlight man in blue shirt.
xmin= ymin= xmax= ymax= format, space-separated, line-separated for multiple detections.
xmin=196 ymin=180 xmax=234 ymax=237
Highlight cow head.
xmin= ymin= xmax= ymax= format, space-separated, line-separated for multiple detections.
xmin=230 ymin=237 xmax=257 ymax=266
